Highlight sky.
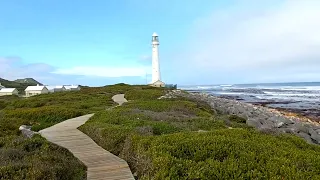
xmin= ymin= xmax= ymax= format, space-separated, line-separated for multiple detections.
xmin=1 ymin=0 xmax=320 ymax=86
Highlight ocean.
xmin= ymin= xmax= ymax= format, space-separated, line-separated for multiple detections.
xmin=179 ymin=82 xmax=320 ymax=110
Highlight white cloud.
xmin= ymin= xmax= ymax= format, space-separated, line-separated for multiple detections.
xmin=140 ymin=55 xmax=151 ymax=61
xmin=0 ymin=56 xmax=152 ymax=86
xmin=0 ymin=57 xmax=55 ymax=81
xmin=52 ymin=66 xmax=151 ymax=78
xmin=178 ymin=0 xmax=320 ymax=83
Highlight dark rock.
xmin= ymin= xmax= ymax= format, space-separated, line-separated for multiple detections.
xmin=167 ymin=90 xmax=320 ymax=145
xmin=246 ymin=118 xmax=262 ymax=129
xmin=285 ymin=123 xmax=309 ymax=134
xmin=309 ymin=128 xmax=320 ymax=143
xmin=21 ymin=129 xmax=37 ymax=138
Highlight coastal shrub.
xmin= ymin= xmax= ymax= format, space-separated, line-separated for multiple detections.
xmin=229 ymin=114 xmax=247 ymax=123
xmin=0 ymin=135 xmax=86 ymax=180
xmin=79 ymin=86 xmax=320 ymax=179
xmin=3 ymin=84 xmax=320 ymax=179
xmin=124 ymin=100 xmax=209 ymax=116
xmin=3 ymin=106 xmax=84 ymax=131
xmin=79 ymin=108 xmax=182 ymax=155
xmin=0 ymin=117 xmax=29 ymax=137
xmin=125 ymin=88 xmax=166 ymax=100
xmin=79 ymin=122 xmax=133 ymax=155
xmin=0 ymin=101 xmax=6 ymax=110
xmin=0 ymin=84 xmax=162 ymax=179
xmin=7 ymin=90 xmax=114 ymax=111
xmin=131 ymin=129 xmax=320 ymax=179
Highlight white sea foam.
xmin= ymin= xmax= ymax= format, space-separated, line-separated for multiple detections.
xmin=263 ymin=91 xmax=319 ymax=97
xmin=182 ymin=83 xmax=320 ymax=104
xmin=218 ymin=92 xmax=245 ymax=95
xmin=220 ymin=84 xmax=233 ymax=87
xmin=196 ymin=86 xmax=216 ymax=90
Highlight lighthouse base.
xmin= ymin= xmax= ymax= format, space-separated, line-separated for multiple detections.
xmin=148 ymin=80 xmax=165 ymax=88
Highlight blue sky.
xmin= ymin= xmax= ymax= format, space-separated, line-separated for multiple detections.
xmin=1 ymin=0 xmax=320 ymax=86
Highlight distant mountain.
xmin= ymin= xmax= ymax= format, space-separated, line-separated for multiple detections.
xmin=14 ymin=78 xmax=42 ymax=85
xmin=0 ymin=78 xmax=42 ymax=94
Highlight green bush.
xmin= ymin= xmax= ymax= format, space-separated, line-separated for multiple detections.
xmin=0 ymin=84 xmax=160 ymax=179
xmin=229 ymin=115 xmax=247 ymax=123
xmin=0 ymin=135 xmax=86 ymax=180
xmin=7 ymin=90 xmax=113 ymax=111
xmin=3 ymin=106 xmax=85 ymax=131
xmin=125 ymin=88 xmax=166 ymax=100
xmin=132 ymin=129 xmax=320 ymax=180
xmin=0 ymin=101 xmax=6 ymax=110
xmin=124 ymin=100 xmax=207 ymax=116
xmin=2 ymin=84 xmax=320 ymax=179
xmin=0 ymin=118 xmax=29 ymax=137
xmin=79 ymin=86 xmax=320 ymax=179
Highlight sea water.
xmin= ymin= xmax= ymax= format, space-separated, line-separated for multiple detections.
xmin=179 ymin=82 xmax=320 ymax=110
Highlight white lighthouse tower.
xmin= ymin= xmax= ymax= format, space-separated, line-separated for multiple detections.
xmin=150 ymin=32 xmax=165 ymax=87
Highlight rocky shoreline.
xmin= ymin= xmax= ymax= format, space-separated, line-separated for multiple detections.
xmin=218 ymin=95 xmax=320 ymax=123
xmin=160 ymin=90 xmax=320 ymax=145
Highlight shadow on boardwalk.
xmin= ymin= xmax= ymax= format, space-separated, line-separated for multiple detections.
xmin=40 ymin=94 xmax=134 ymax=180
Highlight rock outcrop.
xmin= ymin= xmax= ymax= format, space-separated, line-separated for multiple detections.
xmin=19 ymin=125 xmax=38 ymax=138
xmin=159 ymin=90 xmax=320 ymax=145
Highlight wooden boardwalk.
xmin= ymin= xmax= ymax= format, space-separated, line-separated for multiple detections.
xmin=40 ymin=94 xmax=134 ymax=180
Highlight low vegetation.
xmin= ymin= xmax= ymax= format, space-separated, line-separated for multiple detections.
xmin=0 ymin=83 xmax=140 ymax=179
xmin=79 ymin=87 xmax=320 ymax=179
xmin=2 ymin=83 xmax=320 ymax=179
xmin=0 ymin=134 xmax=86 ymax=180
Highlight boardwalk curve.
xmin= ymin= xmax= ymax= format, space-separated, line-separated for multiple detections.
xmin=40 ymin=94 xmax=134 ymax=180
xmin=112 ymin=94 xmax=128 ymax=106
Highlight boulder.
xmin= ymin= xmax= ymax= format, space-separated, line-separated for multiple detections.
xmin=278 ymin=127 xmax=295 ymax=134
xmin=268 ymin=116 xmax=294 ymax=126
xmin=21 ymin=129 xmax=37 ymax=138
xmin=170 ymin=90 xmax=320 ymax=145
xmin=246 ymin=118 xmax=262 ymax=129
xmin=309 ymin=128 xmax=320 ymax=143
xmin=294 ymin=123 xmax=312 ymax=134
xmin=19 ymin=125 xmax=31 ymax=130
xmin=19 ymin=125 xmax=38 ymax=138
xmin=297 ymin=132 xmax=315 ymax=145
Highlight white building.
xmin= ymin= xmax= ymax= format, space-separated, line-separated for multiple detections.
xmin=64 ymin=85 xmax=81 ymax=91
xmin=149 ymin=32 xmax=165 ymax=87
xmin=45 ymin=85 xmax=66 ymax=93
xmin=0 ymin=88 xmax=19 ymax=96
xmin=55 ymin=85 xmax=66 ymax=92
xmin=25 ymin=84 xmax=49 ymax=97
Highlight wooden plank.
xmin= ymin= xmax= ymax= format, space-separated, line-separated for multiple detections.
xmin=39 ymin=95 xmax=135 ymax=179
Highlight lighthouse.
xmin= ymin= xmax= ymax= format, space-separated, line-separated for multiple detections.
xmin=150 ymin=32 xmax=165 ymax=87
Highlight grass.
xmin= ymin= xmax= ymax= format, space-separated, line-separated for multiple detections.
xmin=0 ymin=83 xmax=153 ymax=179
xmin=2 ymin=83 xmax=320 ymax=179
xmin=0 ymin=83 xmax=145 ymax=131
xmin=131 ymin=130 xmax=320 ymax=180
xmin=0 ymin=135 xmax=86 ymax=180
xmin=79 ymin=87 xmax=320 ymax=179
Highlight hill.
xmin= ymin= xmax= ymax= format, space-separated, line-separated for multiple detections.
xmin=14 ymin=78 xmax=42 ymax=85
xmin=0 ymin=78 xmax=42 ymax=94
xmin=1 ymin=84 xmax=320 ymax=179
